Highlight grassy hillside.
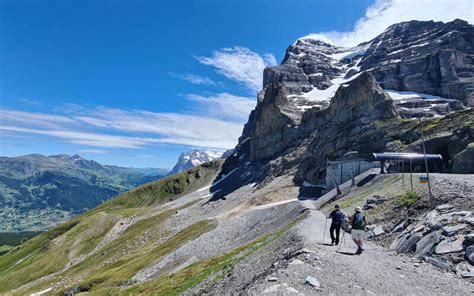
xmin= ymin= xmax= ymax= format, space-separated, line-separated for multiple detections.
xmin=0 ymin=161 xmax=222 ymax=295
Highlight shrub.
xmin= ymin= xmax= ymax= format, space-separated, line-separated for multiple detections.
xmin=397 ymin=191 xmax=420 ymax=208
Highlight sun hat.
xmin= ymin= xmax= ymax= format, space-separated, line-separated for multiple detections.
xmin=355 ymin=206 xmax=362 ymax=212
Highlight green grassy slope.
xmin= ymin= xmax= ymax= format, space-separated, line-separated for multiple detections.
xmin=0 ymin=161 xmax=221 ymax=295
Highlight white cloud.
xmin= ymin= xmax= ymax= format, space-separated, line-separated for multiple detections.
xmin=170 ymin=73 xmax=217 ymax=85
xmin=18 ymin=98 xmax=41 ymax=106
xmin=196 ymin=47 xmax=277 ymax=93
xmin=0 ymin=125 xmax=158 ymax=148
xmin=0 ymin=105 xmax=244 ymax=150
xmin=0 ymin=109 xmax=76 ymax=129
xmin=78 ymin=149 xmax=108 ymax=154
xmin=300 ymin=0 xmax=473 ymax=47
xmin=185 ymin=93 xmax=255 ymax=122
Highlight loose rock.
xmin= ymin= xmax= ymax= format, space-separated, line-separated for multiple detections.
xmin=424 ymin=256 xmax=451 ymax=270
xmin=441 ymin=224 xmax=467 ymax=236
xmin=305 ymin=276 xmax=321 ymax=288
xmin=435 ymin=236 xmax=464 ymax=254
xmin=415 ymin=232 xmax=441 ymax=258
xmin=463 ymin=233 xmax=474 ymax=246
xmin=395 ymin=233 xmax=423 ymax=253
xmin=436 ymin=204 xmax=454 ymax=212
xmin=465 ymin=245 xmax=474 ymax=265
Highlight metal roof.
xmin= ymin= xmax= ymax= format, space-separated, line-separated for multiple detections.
xmin=370 ymin=152 xmax=443 ymax=162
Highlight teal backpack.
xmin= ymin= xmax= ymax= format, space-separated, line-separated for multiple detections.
xmin=352 ymin=213 xmax=366 ymax=230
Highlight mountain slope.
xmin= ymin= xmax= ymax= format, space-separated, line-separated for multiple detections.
xmin=0 ymin=154 xmax=168 ymax=231
xmin=168 ymin=149 xmax=223 ymax=176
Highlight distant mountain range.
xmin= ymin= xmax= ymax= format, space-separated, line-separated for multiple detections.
xmin=0 ymin=154 xmax=169 ymax=231
xmin=168 ymin=149 xmax=224 ymax=175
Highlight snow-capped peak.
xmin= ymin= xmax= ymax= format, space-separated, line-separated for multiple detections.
xmin=168 ymin=149 xmax=223 ymax=176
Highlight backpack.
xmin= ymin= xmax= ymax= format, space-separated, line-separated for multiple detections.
xmin=352 ymin=213 xmax=366 ymax=230
xmin=332 ymin=210 xmax=345 ymax=224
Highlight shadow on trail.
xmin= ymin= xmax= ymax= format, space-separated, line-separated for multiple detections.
xmin=337 ymin=251 xmax=357 ymax=256
xmin=316 ymin=243 xmax=334 ymax=246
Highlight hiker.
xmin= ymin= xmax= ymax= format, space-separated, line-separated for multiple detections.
xmin=349 ymin=206 xmax=368 ymax=254
xmin=327 ymin=204 xmax=346 ymax=245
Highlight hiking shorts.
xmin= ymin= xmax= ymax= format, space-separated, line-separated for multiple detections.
xmin=351 ymin=229 xmax=365 ymax=241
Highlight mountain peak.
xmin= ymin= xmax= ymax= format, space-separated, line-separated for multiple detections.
xmin=169 ymin=149 xmax=223 ymax=176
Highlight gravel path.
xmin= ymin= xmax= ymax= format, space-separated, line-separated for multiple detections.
xmin=248 ymin=199 xmax=474 ymax=295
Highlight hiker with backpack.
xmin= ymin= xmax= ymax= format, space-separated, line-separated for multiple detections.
xmin=327 ymin=204 xmax=346 ymax=245
xmin=349 ymin=206 xmax=369 ymax=255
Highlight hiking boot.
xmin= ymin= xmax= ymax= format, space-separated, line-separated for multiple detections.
xmin=356 ymin=247 xmax=362 ymax=255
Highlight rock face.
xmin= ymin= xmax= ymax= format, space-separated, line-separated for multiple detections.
xmin=224 ymin=19 xmax=474 ymax=184
xmin=359 ymin=19 xmax=474 ymax=107
xmin=452 ymin=143 xmax=474 ymax=173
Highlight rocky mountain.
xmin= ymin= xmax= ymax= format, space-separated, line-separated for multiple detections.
xmin=168 ymin=149 xmax=223 ymax=175
xmin=0 ymin=154 xmax=168 ymax=231
xmin=226 ymin=19 xmax=473 ymax=185
xmin=1 ymin=19 xmax=473 ymax=295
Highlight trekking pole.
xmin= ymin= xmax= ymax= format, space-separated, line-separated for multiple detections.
xmin=322 ymin=217 xmax=328 ymax=244
xmin=338 ymin=230 xmax=345 ymax=252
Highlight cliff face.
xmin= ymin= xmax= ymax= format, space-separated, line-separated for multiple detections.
xmin=264 ymin=19 xmax=474 ymax=108
xmin=359 ymin=19 xmax=474 ymax=106
xmin=225 ymin=19 xmax=474 ymax=185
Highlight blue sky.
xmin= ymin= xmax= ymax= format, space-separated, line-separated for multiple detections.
xmin=0 ymin=0 xmax=471 ymax=168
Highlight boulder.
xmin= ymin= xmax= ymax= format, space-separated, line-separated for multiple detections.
xmin=390 ymin=232 xmax=409 ymax=250
xmin=392 ymin=222 xmax=405 ymax=233
xmin=451 ymin=211 xmax=471 ymax=217
xmin=461 ymin=267 xmax=474 ymax=278
xmin=415 ymin=232 xmax=441 ymax=258
xmin=366 ymin=195 xmax=386 ymax=205
xmin=436 ymin=204 xmax=454 ymax=212
xmin=426 ymin=214 xmax=453 ymax=230
xmin=395 ymin=233 xmax=423 ymax=254
xmin=441 ymin=224 xmax=467 ymax=236
xmin=366 ymin=225 xmax=385 ymax=238
xmin=465 ymin=245 xmax=474 ymax=265
xmin=363 ymin=203 xmax=377 ymax=210
xmin=424 ymin=256 xmax=451 ymax=270
xmin=463 ymin=233 xmax=474 ymax=246
xmin=424 ymin=210 xmax=438 ymax=225
xmin=458 ymin=216 xmax=474 ymax=225
xmin=435 ymin=236 xmax=464 ymax=254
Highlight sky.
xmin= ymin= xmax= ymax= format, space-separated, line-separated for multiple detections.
xmin=0 ymin=0 xmax=472 ymax=168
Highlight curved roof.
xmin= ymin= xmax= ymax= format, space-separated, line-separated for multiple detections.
xmin=370 ymin=152 xmax=442 ymax=161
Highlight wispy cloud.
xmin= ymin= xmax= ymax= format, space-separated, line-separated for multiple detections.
xmin=0 ymin=105 xmax=244 ymax=150
xmin=196 ymin=47 xmax=277 ymax=93
xmin=0 ymin=109 xmax=76 ymax=129
xmin=78 ymin=149 xmax=108 ymax=154
xmin=18 ymin=98 xmax=41 ymax=106
xmin=0 ymin=125 xmax=159 ymax=148
xmin=138 ymin=154 xmax=157 ymax=158
xmin=185 ymin=93 xmax=255 ymax=122
xmin=299 ymin=0 xmax=473 ymax=47
xmin=170 ymin=73 xmax=217 ymax=86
